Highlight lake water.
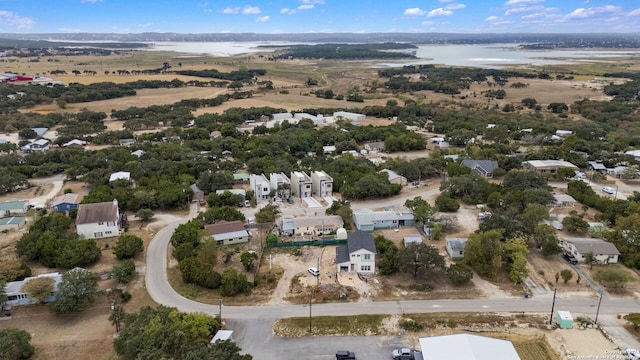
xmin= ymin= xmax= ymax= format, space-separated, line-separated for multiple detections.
xmin=148 ymin=41 xmax=640 ymax=68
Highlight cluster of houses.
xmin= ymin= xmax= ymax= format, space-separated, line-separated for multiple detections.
xmin=249 ymin=170 xmax=334 ymax=202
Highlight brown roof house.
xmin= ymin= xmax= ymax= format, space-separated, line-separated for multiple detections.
xmin=204 ymin=220 xmax=250 ymax=246
xmin=76 ymin=199 xmax=121 ymax=239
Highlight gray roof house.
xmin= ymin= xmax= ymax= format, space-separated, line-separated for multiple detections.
xmin=446 ymin=238 xmax=469 ymax=261
xmin=461 ymin=160 xmax=499 ymax=178
xmin=0 ymin=200 xmax=28 ymax=217
xmin=561 ymin=238 xmax=621 ymax=265
xmin=353 ymin=207 xmax=414 ymax=231
xmin=336 ymin=231 xmax=376 ymax=274
xmin=588 ymin=161 xmax=607 ymax=173
xmin=204 ymin=220 xmax=250 ymax=246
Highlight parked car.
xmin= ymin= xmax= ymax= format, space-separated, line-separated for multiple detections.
xmin=336 ymin=350 xmax=356 ymax=360
xmin=602 ymin=186 xmax=615 ymax=194
xmin=308 ymin=267 xmax=320 ymax=276
xmin=392 ymin=348 xmax=415 ymax=360
xmin=244 ymin=200 xmax=251 ymax=207
xmin=563 ymin=253 xmax=578 ymax=265
xmin=248 ymin=218 xmax=255 ymax=225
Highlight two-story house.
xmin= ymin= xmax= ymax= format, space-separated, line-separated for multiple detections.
xmin=290 ymin=171 xmax=312 ymax=198
xmin=311 ymin=171 xmax=333 ymax=197
xmin=269 ymin=172 xmax=291 ymax=199
xmin=250 ymin=174 xmax=271 ymax=202
xmin=336 ymin=231 xmax=376 ymax=274
xmin=21 ymin=139 xmax=49 ymax=153
xmin=76 ymin=199 xmax=121 ymax=239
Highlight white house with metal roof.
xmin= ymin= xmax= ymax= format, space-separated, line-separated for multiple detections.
xmin=523 ymin=160 xmax=579 ymax=174
xmin=560 ymin=238 xmax=620 ymax=264
xmin=109 ymin=171 xmax=131 ymax=183
xmin=290 ymin=171 xmax=312 ymax=198
xmin=352 ymin=208 xmax=415 ymax=231
xmin=418 ymin=334 xmax=520 ymax=360
xmin=3 ymin=272 xmax=62 ymax=307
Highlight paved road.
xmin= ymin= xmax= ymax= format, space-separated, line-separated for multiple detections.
xmin=145 ymin=206 xmax=640 ymax=358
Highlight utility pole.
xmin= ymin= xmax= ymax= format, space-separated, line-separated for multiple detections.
xmin=549 ymin=288 xmax=557 ymax=325
xmin=308 ymin=292 xmax=312 ymax=333
xmin=219 ymin=298 xmax=223 ymax=326
xmin=317 ymin=257 xmax=320 ymax=286
xmin=595 ymin=290 xmax=603 ymax=324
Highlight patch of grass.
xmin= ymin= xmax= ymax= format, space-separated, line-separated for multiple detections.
xmin=402 ymin=312 xmax=545 ymax=330
xmin=274 ymin=314 xmax=388 ymax=337
xmin=408 ymin=283 xmax=433 ymax=292
xmin=513 ymin=337 xmax=560 ymax=360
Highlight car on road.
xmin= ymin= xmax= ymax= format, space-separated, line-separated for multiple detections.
xmin=247 ymin=218 xmax=255 ymax=225
xmin=563 ymin=253 xmax=578 ymax=265
xmin=336 ymin=350 xmax=356 ymax=359
xmin=308 ymin=267 xmax=320 ymax=276
xmin=602 ymin=186 xmax=615 ymax=194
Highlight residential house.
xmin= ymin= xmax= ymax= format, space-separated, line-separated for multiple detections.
xmin=210 ymin=330 xmax=234 ymax=344
xmin=50 ymin=193 xmax=84 ymax=212
xmin=608 ymin=166 xmax=628 ymax=178
xmin=335 ymin=231 xmax=376 ymax=274
xmin=555 ymin=130 xmax=573 ymax=137
xmin=364 ymin=141 xmax=385 ymax=152
xmin=290 ymin=171 xmax=312 ymax=198
xmin=553 ymin=194 xmax=577 ymax=208
xmin=625 ymin=149 xmax=640 ymax=161
xmin=31 ymin=127 xmax=48 ymax=137
xmin=131 ymin=149 xmax=145 ymax=158
xmin=222 ymin=150 xmax=233 ymax=158
xmin=21 ymin=139 xmax=49 ymax=153
xmin=279 ymin=215 xmax=343 ymax=237
xmin=3 ymin=272 xmax=62 ymax=307
xmin=379 ymin=169 xmax=408 ymax=186
xmin=294 ymin=112 xmax=324 ymax=125
xmin=233 ymin=172 xmax=250 ymax=183
xmin=523 ymin=160 xmax=579 ymax=174
xmin=109 ymin=171 xmax=131 ymax=183
xmin=403 ymin=234 xmax=423 ymax=247
xmin=333 ymin=111 xmax=365 ymax=121
xmin=210 ymin=130 xmax=222 ymax=139
xmin=269 ymin=172 xmax=291 ymax=199
xmin=446 ymin=238 xmax=469 ymax=261
xmin=322 ymin=145 xmax=336 ymax=155
xmin=0 ymin=216 xmax=26 ymax=231
xmin=461 ymin=159 xmax=499 ymax=178
xmin=311 ymin=171 xmax=333 ymax=197
xmin=204 ymin=221 xmax=250 ymax=246
xmin=418 ymin=334 xmax=521 ymax=360
xmin=0 ymin=200 xmax=28 ymax=217
xmin=190 ymin=184 xmax=204 ymax=204
xmin=561 ymin=238 xmax=620 ymax=264
xmin=76 ymin=199 xmax=121 ymax=239
xmin=272 ymin=112 xmax=292 ymax=120
xmin=250 ymin=174 xmax=271 ymax=202
xmin=352 ymin=207 xmax=415 ymax=232
xmin=62 ymin=139 xmax=87 ymax=148
xmin=588 ymin=161 xmax=607 ymax=174
xmin=119 ymin=138 xmax=136 ymax=146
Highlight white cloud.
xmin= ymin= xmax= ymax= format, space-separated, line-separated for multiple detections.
xmin=445 ymin=3 xmax=466 ymax=10
xmin=629 ymin=8 xmax=640 ymax=16
xmin=427 ymin=8 xmax=453 ymax=18
xmin=298 ymin=4 xmax=314 ymax=10
xmin=58 ymin=28 xmax=82 ymax=32
xmin=299 ymin=0 xmax=324 ymax=4
xmin=485 ymin=15 xmax=502 ymax=22
xmin=256 ymin=15 xmax=270 ymax=22
xmin=242 ymin=6 xmax=261 ymax=15
xmin=0 ymin=11 xmax=34 ymax=28
xmin=505 ymin=5 xmax=543 ymax=15
xmin=422 ymin=20 xmax=434 ymax=25
xmin=280 ymin=7 xmax=296 ymax=15
xmin=504 ymin=0 xmax=543 ymax=6
xmin=565 ymin=5 xmax=621 ymax=19
xmin=404 ymin=8 xmax=427 ymax=17
xmin=221 ymin=7 xmax=239 ymax=14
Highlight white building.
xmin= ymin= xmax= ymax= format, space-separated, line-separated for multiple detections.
xmin=335 ymin=231 xmax=376 ymax=274
xmin=250 ymin=174 xmax=271 ymax=202
xmin=109 ymin=171 xmax=131 ymax=183
xmin=3 ymin=272 xmax=62 ymax=307
xmin=270 ymin=172 xmax=291 ymax=199
xmin=333 ymin=111 xmax=365 ymax=121
xmin=272 ymin=112 xmax=292 ymax=120
xmin=76 ymin=199 xmax=121 ymax=239
xmin=561 ymin=238 xmax=620 ymax=264
xmin=311 ymin=171 xmax=333 ymax=197
xmin=294 ymin=112 xmax=324 ymax=125
xmin=290 ymin=171 xmax=312 ymax=198
xmin=418 ymin=334 xmax=520 ymax=360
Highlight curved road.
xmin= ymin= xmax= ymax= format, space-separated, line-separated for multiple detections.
xmin=146 ymin=206 xmax=640 ymax=358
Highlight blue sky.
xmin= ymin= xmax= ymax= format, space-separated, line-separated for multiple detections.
xmin=0 ymin=0 xmax=639 ymax=33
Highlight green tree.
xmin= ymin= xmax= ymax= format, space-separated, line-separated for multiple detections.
xmin=624 ymin=313 xmax=640 ymax=331
xmin=134 ymin=208 xmax=154 ymax=225
xmin=435 ymin=194 xmax=460 ymax=212
xmin=0 ymin=280 xmax=6 ymax=304
xmin=463 ymin=230 xmax=503 ymax=279
xmin=375 ymin=235 xmax=398 ymax=275
xmin=179 ymin=257 xmax=222 ymax=289
xmin=240 ymin=251 xmax=258 ymax=271
xmin=255 ymin=204 xmax=280 ymax=223
xmin=0 ymin=260 xmax=31 ymax=282
xmin=594 ymin=267 xmax=634 ymax=288
xmin=562 ymin=212 xmax=589 ymax=234
xmin=112 ymin=234 xmax=144 ymax=260
xmin=201 ymin=206 xmax=245 ymax=224
xmin=111 ymin=260 xmax=137 ymax=283
xmin=220 ymin=268 xmax=251 ymax=297
xmin=548 ymin=102 xmax=568 ymax=113
xmin=447 ymin=263 xmax=473 ymax=286
xmin=0 ymin=328 xmax=35 ymax=360
xmin=560 ymin=269 xmax=574 ymax=284
xmin=48 ymin=268 xmax=100 ymax=314
xmin=21 ymin=276 xmax=55 ymax=303
xmin=404 ymin=197 xmax=436 ymax=224
xmin=503 ymin=237 xmax=529 ymax=284
xmin=197 ymin=240 xmax=218 ymax=267
xmin=584 ymin=252 xmax=597 ymax=269
xmin=395 ymin=243 xmax=445 ymax=279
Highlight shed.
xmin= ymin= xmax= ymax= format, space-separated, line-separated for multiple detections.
xmin=556 ymin=311 xmax=573 ymax=329
xmin=210 ymin=330 xmax=233 ymax=344
xmin=404 ymin=234 xmax=423 ymax=246
xmin=336 ymin=228 xmax=347 ymax=240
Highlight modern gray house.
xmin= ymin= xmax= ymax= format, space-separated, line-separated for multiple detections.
xmin=461 ymin=160 xmax=499 ymax=178
xmin=336 ymin=231 xmax=376 ymax=274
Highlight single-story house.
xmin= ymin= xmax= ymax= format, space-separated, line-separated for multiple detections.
xmin=418 ymin=334 xmax=521 ymax=360
xmin=560 ymin=238 xmax=620 ymax=264
xmin=379 ymin=169 xmax=408 ymax=186
xmin=131 ymin=149 xmax=145 ymax=158
xmin=625 ymin=149 xmax=640 ymax=161
xmin=333 ymin=111 xmax=365 ymax=121
xmin=210 ymin=330 xmax=233 ymax=344
xmin=336 ymin=231 xmax=376 ymax=274
xmin=50 ymin=193 xmax=84 ymax=212
xmin=555 ymin=130 xmax=573 ymax=137
xmin=461 ymin=159 xmax=499 ymax=178
xmin=62 ymin=139 xmax=87 ymax=147
xmin=119 ymin=138 xmax=136 ymax=146
xmin=210 ymin=130 xmax=222 ymax=139
xmin=233 ymin=172 xmax=250 ymax=183
xmin=279 ymin=215 xmax=344 ymax=237
xmin=21 ymin=139 xmax=49 ymax=153
xmin=446 ymin=238 xmax=469 ymax=261
xmin=0 ymin=200 xmax=28 ymax=217
xmin=364 ymin=141 xmax=385 ymax=152
xmin=588 ymin=161 xmax=607 ymax=174
xmin=352 ymin=207 xmax=415 ymax=232
xmin=0 ymin=216 xmax=26 ymax=231
xmin=109 ymin=171 xmax=131 ymax=183
xmin=3 ymin=272 xmax=62 ymax=307
xmin=204 ymin=220 xmax=250 ymax=246
xmin=76 ymin=199 xmax=121 ymax=239
xmin=523 ymin=160 xmax=579 ymax=174
xmin=190 ymin=184 xmax=204 ymax=203
xmin=553 ymin=194 xmax=577 ymax=208
xmin=404 ymin=234 xmax=423 ymax=247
